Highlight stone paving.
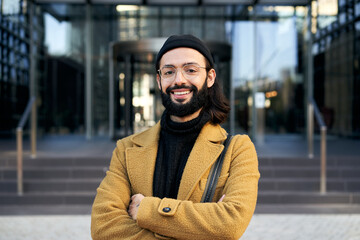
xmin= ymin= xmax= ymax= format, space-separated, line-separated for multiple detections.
xmin=1 ymin=213 xmax=360 ymax=240
xmin=242 ymin=214 xmax=360 ymax=240
xmin=0 ymin=215 xmax=91 ymax=240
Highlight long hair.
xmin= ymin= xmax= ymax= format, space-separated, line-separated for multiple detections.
xmin=204 ymin=60 xmax=230 ymax=124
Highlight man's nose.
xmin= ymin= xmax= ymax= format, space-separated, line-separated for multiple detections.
xmin=174 ymin=69 xmax=187 ymax=85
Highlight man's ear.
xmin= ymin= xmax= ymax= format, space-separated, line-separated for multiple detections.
xmin=207 ymin=69 xmax=216 ymax=88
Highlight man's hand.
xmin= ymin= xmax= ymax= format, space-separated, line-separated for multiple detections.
xmin=128 ymin=193 xmax=145 ymax=220
xmin=218 ymin=194 xmax=225 ymax=202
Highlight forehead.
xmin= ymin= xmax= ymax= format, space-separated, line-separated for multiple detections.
xmin=159 ymin=47 xmax=206 ymax=67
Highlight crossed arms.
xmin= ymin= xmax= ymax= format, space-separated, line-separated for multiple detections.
xmin=91 ymin=135 xmax=260 ymax=240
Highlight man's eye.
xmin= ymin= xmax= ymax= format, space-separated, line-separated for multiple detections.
xmin=163 ymin=69 xmax=175 ymax=75
xmin=185 ymin=67 xmax=198 ymax=73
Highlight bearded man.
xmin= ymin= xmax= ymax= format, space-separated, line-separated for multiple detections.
xmin=91 ymin=35 xmax=260 ymax=240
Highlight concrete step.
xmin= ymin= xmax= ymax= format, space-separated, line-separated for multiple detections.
xmin=2 ymin=156 xmax=358 ymax=168
xmin=0 ymin=179 xmax=102 ymax=193
xmin=0 ymin=156 xmax=359 ymax=205
xmin=0 ymin=167 xmax=108 ymax=180
xmin=259 ymin=178 xmax=360 ymax=192
xmin=1 ymin=191 xmax=359 ymax=205
xmin=259 ymin=156 xmax=360 ymax=167
xmin=0 ymin=157 xmax=110 ymax=168
xmin=257 ymin=191 xmax=360 ymax=204
xmin=259 ymin=166 xmax=360 ymax=178
xmin=2 ymin=165 xmax=358 ymax=181
xmin=0 ymin=192 xmax=96 ymax=205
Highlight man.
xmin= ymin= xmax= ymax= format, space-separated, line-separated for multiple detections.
xmin=91 ymin=35 xmax=260 ymax=240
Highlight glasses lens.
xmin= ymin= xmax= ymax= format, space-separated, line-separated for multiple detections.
xmin=182 ymin=64 xmax=200 ymax=79
xmin=160 ymin=67 xmax=176 ymax=79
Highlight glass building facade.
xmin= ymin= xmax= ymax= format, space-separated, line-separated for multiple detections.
xmin=1 ymin=0 xmax=359 ymax=142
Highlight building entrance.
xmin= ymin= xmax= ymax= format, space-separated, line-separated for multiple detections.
xmin=109 ymin=39 xmax=231 ymax=139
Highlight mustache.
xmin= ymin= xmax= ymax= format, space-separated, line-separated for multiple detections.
xmin=165 ymin=85 xmax=197 ymax=95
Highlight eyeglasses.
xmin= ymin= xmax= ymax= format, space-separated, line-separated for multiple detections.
xmin=158 ymin=64 xmax=207 ymax=81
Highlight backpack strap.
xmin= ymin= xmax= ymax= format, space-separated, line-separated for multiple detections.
xmin=201 ymin=135 xmax=233 ymax=203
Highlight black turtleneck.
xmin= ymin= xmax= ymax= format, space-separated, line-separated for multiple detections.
xmin=153 ymin=110 xmax=211 ymax=199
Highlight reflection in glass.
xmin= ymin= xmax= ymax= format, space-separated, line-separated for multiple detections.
xmin=232 ymin=11 xmax=305 ymax=136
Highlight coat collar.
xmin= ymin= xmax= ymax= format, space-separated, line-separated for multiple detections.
xmin=131 ymin=121 xmax=227 ymax=146
xmin=177 ymin=122 xmax=227 ymax=200
xmin=126 ymin=120 xmax=228 ymax=199
xmin=131 ymin=121 xmax=161 ymax=147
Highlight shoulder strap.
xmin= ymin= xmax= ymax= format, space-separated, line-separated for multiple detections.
xmin=201 ymin=135 xmax=233 ymax=203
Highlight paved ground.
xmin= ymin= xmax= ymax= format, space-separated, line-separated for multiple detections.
xmin=1 ymin=204 xmax=360 ymax=239
xmin=242 ymin=214 xmax=360 ymax=240
xmin=1 ymin=212 xmax=360 ymax=240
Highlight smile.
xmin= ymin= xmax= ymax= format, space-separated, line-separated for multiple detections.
xmin=172 ymin=90 xmax=191 ymax=95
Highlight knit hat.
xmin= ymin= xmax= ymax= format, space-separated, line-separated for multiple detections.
xmin=155 ymin=34 xmax=214 ymax=71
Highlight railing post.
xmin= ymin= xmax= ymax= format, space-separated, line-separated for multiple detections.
xmin=31 ymin=100 xmax=37 ymax=159
xmin=308 ymin=102 xmax=314 ymax=159
xmin=109 ymin=42 xmax=114 ymax=139
xmin=16 ymin=128 xmax=24 ymax=196
xmin=320 ymin=126 xmax=327 ymax=194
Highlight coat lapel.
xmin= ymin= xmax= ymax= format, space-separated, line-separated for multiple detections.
xmin=125 ymin=121 xmax=227 ymax=200
xmin=177 ymin=123 xmax=227 ymax=200
xmin=126 ymin=123 xmax=161 ymax=196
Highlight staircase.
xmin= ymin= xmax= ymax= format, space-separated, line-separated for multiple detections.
xmin=1 ymin=155 xmax=360 ymax=205
xmin=0 ymin=157 xmax=109 ymax=205
xmin=258 ymin=156 xmax=360 ymax=204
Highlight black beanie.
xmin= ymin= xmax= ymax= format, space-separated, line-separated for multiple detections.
xmin=155 ymin=34 xmax=214 ymax=71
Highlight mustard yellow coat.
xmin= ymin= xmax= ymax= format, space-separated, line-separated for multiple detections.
xmin=91 ymin=122 xmax=260 ymax=240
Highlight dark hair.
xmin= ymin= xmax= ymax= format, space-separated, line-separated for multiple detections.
xmin=204 ymin=60 xmax=230 ymax=124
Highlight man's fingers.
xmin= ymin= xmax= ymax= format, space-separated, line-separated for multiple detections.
xmin=218 ymin=194 xmax=225 ymax=202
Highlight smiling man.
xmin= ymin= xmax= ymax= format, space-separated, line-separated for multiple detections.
xmin=91 ymin=35 xmax=260 ymax=240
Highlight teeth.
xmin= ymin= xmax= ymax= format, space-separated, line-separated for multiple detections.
xmin=173 ymin=91 xmax=190 ymax=95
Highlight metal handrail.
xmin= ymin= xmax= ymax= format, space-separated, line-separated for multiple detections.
xmin=308 ymin=98 xmax=327 ymax=194
xmin=16 ymin=96 xmax=36 ymax=196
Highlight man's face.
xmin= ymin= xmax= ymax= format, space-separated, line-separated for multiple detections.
xmin=157 ymin=47 xmax=216 ymax=117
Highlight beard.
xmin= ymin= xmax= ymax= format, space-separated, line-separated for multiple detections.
xmin=160 ymin=79 xmax=209 ymax=117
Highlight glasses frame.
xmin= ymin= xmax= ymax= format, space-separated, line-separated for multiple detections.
xmin=157 ymin=64 xmax=208 ymax=81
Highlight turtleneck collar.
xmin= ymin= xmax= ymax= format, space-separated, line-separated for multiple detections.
xmin=160 ymin=109 xmax=211 ymax=135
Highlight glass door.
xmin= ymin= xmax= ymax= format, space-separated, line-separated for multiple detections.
xmin=132 ymin=58 xmax=161 ymax=134
xmin=112 ymin=53 xmax=160 ymax=138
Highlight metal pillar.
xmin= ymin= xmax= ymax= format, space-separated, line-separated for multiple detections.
xmin=230 ymin=57 xmax=235 ymax=135
xmin=124 ymin=55 xmax=132 ymax=137
xmin=109 ymin=43 xmax=114 ymax=139
xmin=307 ymin=3 xmax=314 ymax=158
xmin=29 ymin=2 xmax=36 ymax=158
xmin=251 ymin=12 xmax=258 ymax=142
xmin=85 ymin=4 xmax=93 ymax=139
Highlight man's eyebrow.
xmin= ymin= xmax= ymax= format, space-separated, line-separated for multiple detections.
xmin=183 ymin=62 xmax=198 ymax=66
xmin=162 ymin=64 xmax=175 ymax=68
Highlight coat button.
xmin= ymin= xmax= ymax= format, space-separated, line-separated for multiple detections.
xmin=162 ymin=207 xmax=171 ymax=213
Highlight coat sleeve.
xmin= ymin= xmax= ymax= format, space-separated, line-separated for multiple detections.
xmin=91 ymin=140 xmax=157 ymax=240
xmin=136 ymin=135 xmax=260 ymax=240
